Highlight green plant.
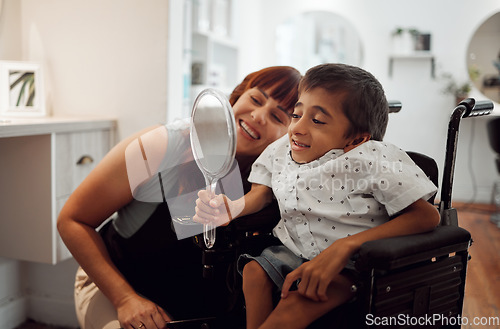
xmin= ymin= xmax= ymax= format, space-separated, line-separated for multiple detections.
xmin=9 ymin=70 xmax=35 ymax=106
xmin=391 ymin=27 xmax=420 ymax=37
xmin=468 ymin=64 xmax=480 ymax=81
xmin=441 ymin=72 xmax=471 ymax=98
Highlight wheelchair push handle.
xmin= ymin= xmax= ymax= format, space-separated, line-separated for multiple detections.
xmin=440 ymin=98 xmax=493 ymax=224
xmin=460 ymin=98 xmax=494 ymax=118
xmin=388 ymin=100 xmax=402 ymax=113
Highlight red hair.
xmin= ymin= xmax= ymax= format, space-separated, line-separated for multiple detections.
xmin=229 ymin=66 xmax=301 ymax=114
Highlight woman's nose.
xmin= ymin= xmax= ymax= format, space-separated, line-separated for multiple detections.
xmin=251 ymin=107 xmax=268 ymax=125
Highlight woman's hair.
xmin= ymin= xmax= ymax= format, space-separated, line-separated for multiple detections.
xmin=229 ymin=66 xmax=302 ymax=114
xmin=177 ymin=66 xmax=301 ymax=196
xmin=299 ymin=63 xmax=389 ymax=141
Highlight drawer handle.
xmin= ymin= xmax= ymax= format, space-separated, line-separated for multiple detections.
xmin=77 ymin=155 xmax=94 ymax=165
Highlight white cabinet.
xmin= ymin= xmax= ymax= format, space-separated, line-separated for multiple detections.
xmin=166 ymin=0 xmax=239 ymax=120
xmin=0 ymin=118 xmax=116 ymax=264
xmin=188 ymin=0 xmax=239 ymax=106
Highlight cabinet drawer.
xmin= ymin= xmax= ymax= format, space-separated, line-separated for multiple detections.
xmin=55 ymin=130 xmax=111 ymax=198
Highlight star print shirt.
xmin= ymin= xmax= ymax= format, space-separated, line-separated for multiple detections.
xmin=248 ymin=135 xmax=438 ymax=260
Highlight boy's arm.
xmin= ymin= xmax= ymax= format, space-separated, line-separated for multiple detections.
xmin=194 ymin=183 xmax=273 ymax=225
xmin=341 ymin=198 xmax=439 ymax=253
xmin=232 ymin=183 xmax=274 ymax=219
xmin=282 ymin=198 xmax=439 ymax=302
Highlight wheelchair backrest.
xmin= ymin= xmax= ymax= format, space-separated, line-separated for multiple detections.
xmin=406 ymin=151 xmax=439 ymax=205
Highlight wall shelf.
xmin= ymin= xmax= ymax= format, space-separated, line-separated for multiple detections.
xmin=389 ymin=53 xmax=435 ymax=78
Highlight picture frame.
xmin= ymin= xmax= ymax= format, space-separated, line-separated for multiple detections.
xmin=0 ymin=61 xmax=46 ymax=117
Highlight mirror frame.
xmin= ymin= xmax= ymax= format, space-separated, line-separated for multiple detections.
xmin=467 ymin=11 xmax=500 ymax=103
xmin=189 ymin=88 xmax=237 ymax=249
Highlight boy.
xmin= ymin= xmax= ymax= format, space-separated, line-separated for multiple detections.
xmin=194 ymin=63 xmax=440 ymax=329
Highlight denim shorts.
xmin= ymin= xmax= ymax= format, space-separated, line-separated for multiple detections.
xmin=237 ymin=244 xmax=357 ymax=291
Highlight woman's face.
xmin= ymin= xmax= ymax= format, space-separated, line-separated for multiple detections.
xmin=233 ymin=87 xmax=292 ymax=157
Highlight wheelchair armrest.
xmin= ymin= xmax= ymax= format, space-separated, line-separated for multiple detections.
xmin=354 ymin=225 xmax=471 ymax=272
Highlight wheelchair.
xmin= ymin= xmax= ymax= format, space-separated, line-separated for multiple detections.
xmin=169 ymin=98 xmax=493 ymax=329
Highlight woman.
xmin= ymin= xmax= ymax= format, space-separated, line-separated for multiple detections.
xmin=57 ymin=66 xmax=301 ymax=329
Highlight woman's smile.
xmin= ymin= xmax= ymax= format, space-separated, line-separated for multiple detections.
xmin=239 ymin=120 xmax=261 ymax=140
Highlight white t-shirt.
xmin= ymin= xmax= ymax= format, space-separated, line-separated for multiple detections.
xmin=248 ymin=135 xmax=437 ymax=260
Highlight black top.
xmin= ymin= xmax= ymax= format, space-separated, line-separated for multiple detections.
xmin=100 ymin=158 xmax=280 ymax=322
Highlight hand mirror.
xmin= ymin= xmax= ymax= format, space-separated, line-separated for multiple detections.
xmin=190 ymin=88 xmax=236 ymax=248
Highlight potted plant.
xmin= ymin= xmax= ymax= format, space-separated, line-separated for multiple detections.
xmin=391 ymin=27 xmax=420 ymax=54
xmin=441 ymin=72 xmax=474 ymax=104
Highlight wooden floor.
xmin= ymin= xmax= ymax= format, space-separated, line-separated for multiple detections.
xmin=457 ymin=203 xmax=500 ymax=329
xmin=14 ymin=319 xmax=72 ymax=329
xmin=14 ymin=203 xmax=500 ymax=329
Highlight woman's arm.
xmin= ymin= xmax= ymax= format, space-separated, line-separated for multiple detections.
xmin=57 ymin=125 xmax=171 ymax=328
xmin=282 ymin=198 xmax=440 ymax=302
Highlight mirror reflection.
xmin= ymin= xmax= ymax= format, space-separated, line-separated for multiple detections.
xmin=191 ymin=89 xmax=236 ymax=177
xmin=275 ymin=11 xmax=363 ymax=73
xmin=467 ymin=11 xmax=500 ymax=103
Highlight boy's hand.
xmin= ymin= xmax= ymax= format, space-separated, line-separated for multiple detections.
xmin=193 ymin=190 xmax=238 ymax=227
xmin=281 ymin=239 xmax=355 ymax=302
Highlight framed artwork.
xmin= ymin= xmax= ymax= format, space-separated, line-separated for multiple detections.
xmin=0 ymin=61 xmax=46 ymax=117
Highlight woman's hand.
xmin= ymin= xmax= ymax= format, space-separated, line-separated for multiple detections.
xmin=280 ymin=238 xmax=356 ymax=302
xmin=193 ymin=190 xmax=241 ymax=226
xmin=117 ymin=294 xmax=171 ymax=329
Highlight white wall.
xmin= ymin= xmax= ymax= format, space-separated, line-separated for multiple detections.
xmin=0 ymin=0 xmax=499 ymax=328
xmin=0 ymin=4 xmax=26 ymax=328
xmin=236 ymin=0 xmax=500 ymax=205
xmin=15 ymin=0 xmax=169 ymax=140
xmin=0 ymin=0 xmax=21 ymax=59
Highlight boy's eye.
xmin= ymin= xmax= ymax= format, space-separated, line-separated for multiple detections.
xmin=291 ymin=113 xmax=301 ymax=119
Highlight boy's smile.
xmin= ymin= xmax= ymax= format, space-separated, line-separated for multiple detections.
xmin=288 ymin=87 xmax=356 ymax=164
xmin=291 ymin=139 xmax=310 ymax=150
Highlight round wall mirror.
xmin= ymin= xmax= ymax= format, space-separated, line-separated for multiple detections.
xmin=275 ymin=11 xmax=363 ymax=74
xmin=467 ymin=11 xmax=500 ymax=103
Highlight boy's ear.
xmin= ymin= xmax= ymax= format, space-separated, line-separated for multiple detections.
xmin=344 ymin=134 xmax=371 ymax=152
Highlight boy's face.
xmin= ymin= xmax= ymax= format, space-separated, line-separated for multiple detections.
xmin=288 ymin=87 xmax=354 ymax=164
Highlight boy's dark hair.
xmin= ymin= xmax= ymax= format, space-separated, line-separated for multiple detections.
xmin=299 ymin=63 xmax=389 ymax=141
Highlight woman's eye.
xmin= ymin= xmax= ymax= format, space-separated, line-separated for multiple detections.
xmin=272 ymin=113 xmax=284 ymax=124
xmin=313 ymin=119 xmax=325 ymax=124
xmin=250 ymin=96 xmax=262 ymax=106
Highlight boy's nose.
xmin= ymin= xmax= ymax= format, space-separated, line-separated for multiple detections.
xmin=290 ymin=118 xmax=307 ymax=135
